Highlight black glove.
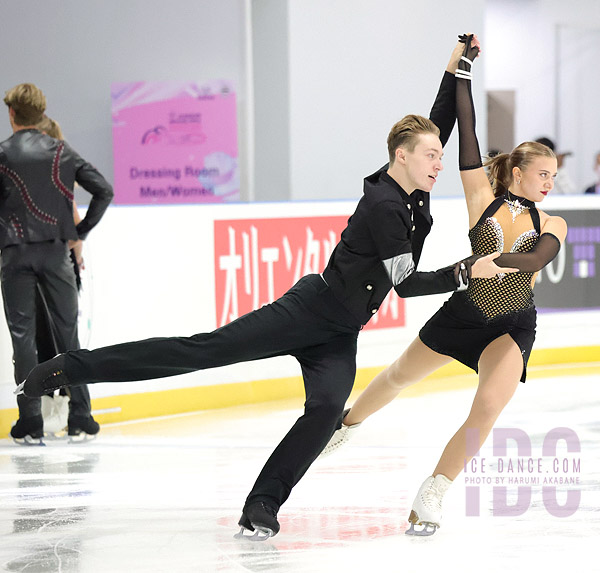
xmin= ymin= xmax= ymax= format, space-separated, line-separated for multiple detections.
xmin=393 ymin=254 xmax=482 ymax=298
xmin=457 ymin=34 xmax=480 ymax=74
xmin=452 ymin=254 xmax=483 ymax=289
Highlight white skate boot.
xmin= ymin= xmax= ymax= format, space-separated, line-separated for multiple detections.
xmin=318 ymin=409 xmax=361 ymax=458
xmin=405 ymin=474 xmax=453 ymax=536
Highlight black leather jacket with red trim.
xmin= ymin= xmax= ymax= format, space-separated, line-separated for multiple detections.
xmin=0 ymin=129 xmax=113 ymax=248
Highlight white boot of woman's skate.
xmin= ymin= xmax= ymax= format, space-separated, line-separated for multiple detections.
xmin=406 ymin=474 xmax=453 ymax=536
xmin=318 ymin=409 xmax=361 ymax=458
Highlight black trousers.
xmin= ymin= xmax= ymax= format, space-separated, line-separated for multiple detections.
xmin=1 ymin=240 xmax=92 ymax=419
xmin=64 ymin=274 xmax=361 ymax=509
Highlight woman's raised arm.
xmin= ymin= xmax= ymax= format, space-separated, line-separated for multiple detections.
xmin=455 ymin=35 xmax=496 ymax=227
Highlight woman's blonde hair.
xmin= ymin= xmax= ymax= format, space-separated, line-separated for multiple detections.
xmin=37 ymin=115 xmax=64 ymax=140
xmin=387 ymin=114 xmax=440 ymax=163
xmin=484 ymin=141 xmax=556 ymax=197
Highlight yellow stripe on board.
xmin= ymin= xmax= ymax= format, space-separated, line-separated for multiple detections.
xmin=1 ymin=345 xmax=599 ymax=436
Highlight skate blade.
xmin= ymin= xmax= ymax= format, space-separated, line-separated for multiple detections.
xmin=234 ymin=525 xmax=274 ymax=542
xmin=405 ymin=510 xmax=438 ymax=537
xmin=44 ymin=430 xmax=68 ymax=441
xmin=405 ymin=522 xmax=438 ymax=536
xmin=14 ymin=381 xmax=25 ymax=396
xmin=12 ymin=436 xmax=45 ymax=447
xmin=68 ymin=432 xmax=97 ymax=444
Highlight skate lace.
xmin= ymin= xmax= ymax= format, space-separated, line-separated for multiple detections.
xmin=335 ymin=426 xmax=349 ymax=442
xmin=421 ymin=482 xmax=444 ymax=512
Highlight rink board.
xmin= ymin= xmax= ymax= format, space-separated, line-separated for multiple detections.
xmin=1 ymin=195 xmax=598 ymax=432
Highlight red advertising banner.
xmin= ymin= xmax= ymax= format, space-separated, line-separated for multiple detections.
xmin=214 ymin=216 xmax=405 ymax=330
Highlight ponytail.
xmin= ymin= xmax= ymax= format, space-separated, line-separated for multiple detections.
xmin=484 ymin=153 xmax=512 ymax=197
xmin=484 ymin=142 xmax=556 ymax=197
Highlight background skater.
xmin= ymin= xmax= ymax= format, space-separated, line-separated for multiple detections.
xmin=2 ymin=83 xmax=113 ymax=444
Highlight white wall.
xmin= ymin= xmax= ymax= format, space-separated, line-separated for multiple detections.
xmin=1 ymin=0 xmax=486 ymax=206
xmin=485 ymin=0 xmax=600 ymax=192
xmin=286 ymin=0 xmax=486 ymax=200
xmin=251 ymin=0 xmax=290 ymax=201
xmin=556 ymin=26 xmax=600 ymax=193
xmin=3 ymin=0 xmax=600 ymax=205
xmin=0 ymin=0 xmax=249 ymax=201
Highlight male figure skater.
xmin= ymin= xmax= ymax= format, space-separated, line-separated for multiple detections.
xmin=18 ymin=46 xmax=507 ymax=538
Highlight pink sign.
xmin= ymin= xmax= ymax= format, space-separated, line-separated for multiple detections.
xmin=214 ymin=216 xmax=405 ymax=330
xmin=111 ymin=81 xmax=239 ymax=204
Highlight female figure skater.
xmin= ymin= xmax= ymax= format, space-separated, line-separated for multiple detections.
xmin=321 ymin=35 xmax=567 ymax=536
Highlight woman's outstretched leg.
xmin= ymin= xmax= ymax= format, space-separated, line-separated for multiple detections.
xmin=344 ymin=336 xmax=452 ymax=425
xmin=320 ymin=337 xmax=451 ymax=457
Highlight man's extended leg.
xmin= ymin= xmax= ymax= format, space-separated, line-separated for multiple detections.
xmin=21 ymin=275 xmax=351 ymax=395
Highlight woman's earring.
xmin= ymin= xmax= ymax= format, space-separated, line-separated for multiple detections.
xmin=517 ymin=179 xmax=521 ymax=185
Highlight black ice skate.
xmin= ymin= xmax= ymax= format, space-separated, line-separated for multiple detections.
xmin=235 ymin=502 xmax=280 ymax=541
xmin=67 ymin=415 xmax=100 ymax=443
xmin=14 ymin=354 xmax=71 ymax=398
xmin=10 ymin=415 xmax=45 ymax=446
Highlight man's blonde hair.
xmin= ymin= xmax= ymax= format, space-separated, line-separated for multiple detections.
xmin=4 ymin=83 xmax=47 ymax=126
xmin=387 ymin=114 xmax=440 ymax=164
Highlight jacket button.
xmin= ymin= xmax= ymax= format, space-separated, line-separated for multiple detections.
xmin=407 ymin=204 xmax=411 ymax=210
xmin=419 ymin=200 xmax=424 ymax=207
xmin=411 ymin=225 xmax=416 ymax=231
xmin=366 ymin=284 xmax=373 ymax=291
xmin=371 ymin=308 xmax=378 ymax=314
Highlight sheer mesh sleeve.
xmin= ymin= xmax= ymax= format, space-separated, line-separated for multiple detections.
xmin=456 ymin=42 xmax=483 ymax=171
xmin=494 ymin=233 xmax=561 ymax=272
xmin=429 ymin=71 xmax=456 ymax=147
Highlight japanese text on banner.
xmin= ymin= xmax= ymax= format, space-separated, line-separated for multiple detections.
xmin=214 ymin=216 xmax=405 ymax=330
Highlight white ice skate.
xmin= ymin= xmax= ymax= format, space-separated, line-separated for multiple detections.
xmin=405 ymin=474 xmax=452 ymax=536
xmin=318 ymin=409 xmax=361 ymax=458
